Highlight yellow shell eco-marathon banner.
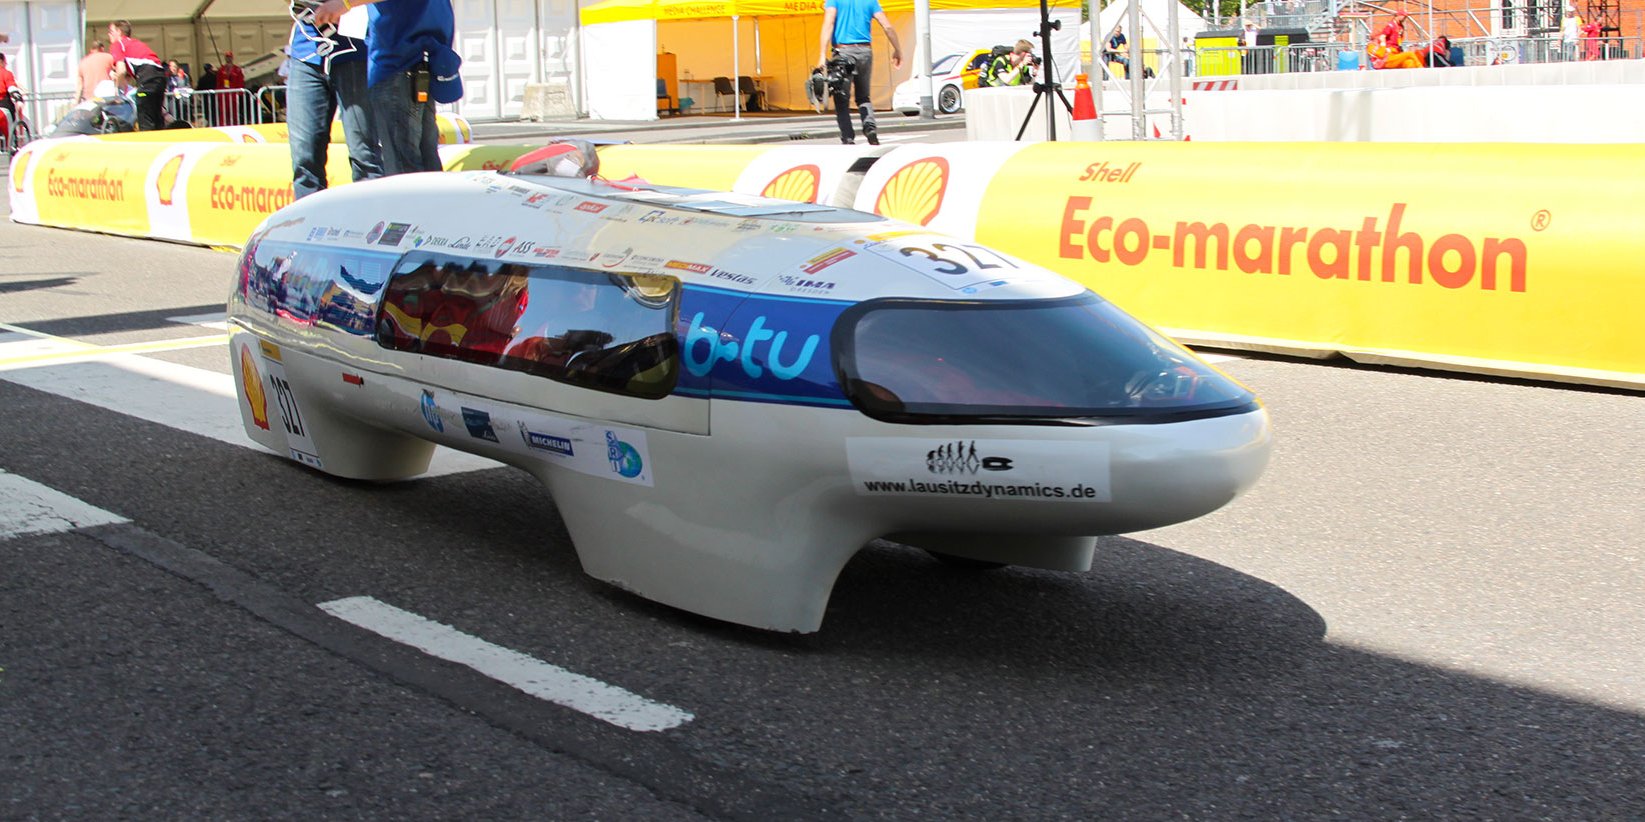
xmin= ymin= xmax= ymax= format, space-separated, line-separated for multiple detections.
xmin=969 ymin=141 xmax=1645 ymax=385
xmin=184 ymin=144 xmax=344 ymax=247
xmin=438 ymin=144 xmax=540 ymax=172
xmin=27 ymin=140 xmax=171 ymax=237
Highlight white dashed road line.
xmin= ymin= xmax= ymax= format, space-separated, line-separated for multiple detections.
xmin=0 ymin=469 xmax=128 ymax=539
xmin=166 ymin=312 xmax=230 ymax=331
xmin=0 ymin=330 xmax=500 ymax=478
xmin=320 ymin=596 xmax=695 ymax=733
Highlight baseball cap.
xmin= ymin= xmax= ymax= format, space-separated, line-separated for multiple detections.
xmin=428 ymin=47 xmax=463 ymax=104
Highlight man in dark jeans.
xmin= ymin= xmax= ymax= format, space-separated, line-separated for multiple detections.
xmin=316 ymin=0 xmax=462 ymax=175
xmin=817 ymin=0 xmax=901 ymax=145
xmin=287 ymin=0 xmax=382 ymax=199
xmin=107 ymin=20 xmax=166 ymax=131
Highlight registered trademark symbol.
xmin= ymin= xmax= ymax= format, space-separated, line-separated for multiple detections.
xmin=1532 ymin=210 xmax=1552 ymax=231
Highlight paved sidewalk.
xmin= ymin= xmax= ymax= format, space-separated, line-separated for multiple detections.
xmin=467 ymin=110 xmax=966 ymax=145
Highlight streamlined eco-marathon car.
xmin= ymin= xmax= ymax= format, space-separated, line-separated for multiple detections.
xmin=228 ymin=153 xmax=1272 ymax=632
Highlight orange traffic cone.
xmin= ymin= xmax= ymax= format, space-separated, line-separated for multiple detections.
xmin=1071 ymin=74 xmax=1099 ymax=141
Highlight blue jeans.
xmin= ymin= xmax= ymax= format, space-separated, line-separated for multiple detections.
xmin=369 ymin=69 xmax=441 ymax=175
xmin=288 ymin=58 xmax=383 ymax=200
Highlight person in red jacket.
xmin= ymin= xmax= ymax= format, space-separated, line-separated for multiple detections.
xmin=1376 ymin=11 xmax=1409 ymax=50
xmin=0 ymin=52 xmax=19 ymax=136
xmin=217 ymin=50 xmax=246 ymax=125
xmin=1581 ymin=17 xmax=1604 ymax=60
xmin=107 ymin=20 xmax=166 ymax=130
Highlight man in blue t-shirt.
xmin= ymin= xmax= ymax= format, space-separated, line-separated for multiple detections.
xmin=817 ymin=0 xmax=901 ymax=145
xmin=287 ymin=1 xmax=382 ymax=199
xmin=315 ymin=0 xmax=461 ymax=175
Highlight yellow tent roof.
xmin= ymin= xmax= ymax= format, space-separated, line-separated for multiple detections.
xmin=583 ymin=0 xmax=1077 ymax=25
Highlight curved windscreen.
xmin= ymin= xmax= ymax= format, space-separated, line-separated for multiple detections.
xmin=376 ymin=252 xmax=680 ymax=400
xmin=834 ymin=294 xmax=1258 ymax=424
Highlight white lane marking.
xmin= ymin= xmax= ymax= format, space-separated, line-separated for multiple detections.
xmin=319 ymin=596 xmax=694 ymax=732
xmin=0 ymin=334 xmax=229 ymax=368
xmin=875 ymin=133 xmax=928 ymax=142
xmin=167 ymin=312 xmax=230 ymax=331
xmin=0 ymin=334 xmax=499 ymax=478
xmin=1195 ymin=351 xmax=1241 ymax=364
xmin=0 ymin=469 xmax=128 ymax=539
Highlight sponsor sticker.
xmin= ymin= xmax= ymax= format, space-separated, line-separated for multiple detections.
xmin=376 ymin=222 xmax=412 ymax=247
xmin=803 ymin=248 xmax=855 ymax=275
xmin=520 ymin=425 xmax=575 ymax=457
xmin=461 ymin=407 xmax=499 ymax=442
xmin=846 ymin=438 xmax=1110 ymax=501
xmin=420 ymin=390 xmax=444 ymax=433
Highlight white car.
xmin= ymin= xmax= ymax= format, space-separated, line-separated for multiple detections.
xmin=228 ymin=146 xmax=1271 ymax=633
xmin=893 ymin=50 xmax=982 ymax=116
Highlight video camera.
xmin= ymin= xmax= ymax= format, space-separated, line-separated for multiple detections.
xmin=824 ymin=51 xmax=854 ymax=97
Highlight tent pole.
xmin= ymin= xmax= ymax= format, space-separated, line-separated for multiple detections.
xmin=915 ymin=0 xmax=933 ymax=119
xmin=1090 ymin=0 xmax=1104 ymax=140
xmin=1128 ymin=0 xmax=1142 ymax=139
xmin=1168 ymin=0 xmax=1182 ymax=139
xmin=733 ymin=14 xmax=741 ymax=120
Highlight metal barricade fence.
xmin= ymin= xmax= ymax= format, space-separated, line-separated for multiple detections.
xmin=17 ymin=91 xmax=77 ymax=137
xmin=172 ymin=88 xmax=263 ymax=127
xmin=1195 ymin=34 xmax=1644 ymax=76
xmin=1455 ymin=34 xmax=1643 ymax=65
xmin=258 ymin=86 xmax=289 ymax=124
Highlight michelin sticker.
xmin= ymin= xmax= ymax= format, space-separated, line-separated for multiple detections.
xmin=514 ymin=415 xmax=652 ymax=486
xmin=845 ymin=437 xmax=1110 ymax=501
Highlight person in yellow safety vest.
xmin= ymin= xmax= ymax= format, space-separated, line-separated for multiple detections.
xmin=986 ymin=39 xmax=1038 ymax=87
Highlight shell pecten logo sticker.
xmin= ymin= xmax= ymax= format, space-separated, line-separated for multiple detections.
xmin=762 ymin=165 xmax=821 ymax=204
xmin=11 ymin=147 xmax=31 ymax=193
xmin=239 ymin=345 xmax=270 ymax=431
xmin=155 ymin=154 xmax=185 ymax=206
xmin=874 ymin=157 xmax=950 ymax=226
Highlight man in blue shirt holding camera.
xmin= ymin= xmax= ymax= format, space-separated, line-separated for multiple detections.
xmin=816 ymin=0 xmax=901 ymax=145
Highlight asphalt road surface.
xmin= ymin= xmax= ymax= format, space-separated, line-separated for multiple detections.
xmin=2 ymin=143 xmax=1643 ymax=819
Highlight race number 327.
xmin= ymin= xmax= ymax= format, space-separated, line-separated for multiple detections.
xmin=270 ymin=374 xmax=306 ymax=438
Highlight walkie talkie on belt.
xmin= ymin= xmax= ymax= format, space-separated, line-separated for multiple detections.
xmin=412 ymin=63 xmax=431 ymax=103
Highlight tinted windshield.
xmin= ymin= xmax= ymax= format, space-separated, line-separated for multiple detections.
xmin=932 ymin=53 xmax=960 ymax=73
xmin=835 ymin=294 xmax=1257 ymax=424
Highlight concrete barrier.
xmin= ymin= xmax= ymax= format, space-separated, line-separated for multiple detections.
xmin=1182 ymin=85 xmax=1645 ymax=142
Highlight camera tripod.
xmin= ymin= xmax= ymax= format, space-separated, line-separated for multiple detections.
xmin=1014 ymin=0 xmax=1073 ymax=141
